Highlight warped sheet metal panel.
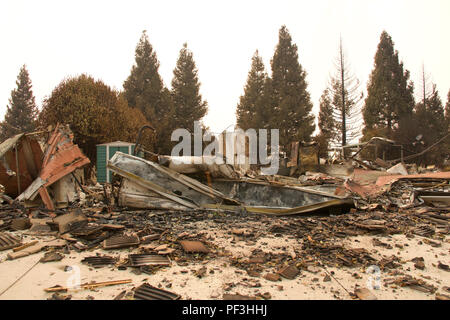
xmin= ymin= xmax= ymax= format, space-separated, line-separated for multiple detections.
xmin=134 ymin=283 xmax=180 ymax=300
xmin=0 ymin=232 xmax=22 ymax=251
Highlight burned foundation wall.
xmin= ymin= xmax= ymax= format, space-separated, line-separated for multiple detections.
xmin=211 ymin=181 xmax=336 ymax=208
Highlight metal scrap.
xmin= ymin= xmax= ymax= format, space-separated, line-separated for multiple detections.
xmin=128 ymin=254 xmax=171 ymax=267
xmin=108 ymin=152 xmax=239 ymax=210
xmin=0 ymin=132 xmax=44 ymax=198
xmin=81 ymin=255 xmax=117 ymax=268
xmin=278 ymin=264 xmax=299 ymax=280
xmin=12 ymin=240 xmax=38 ymax=252
xmin=103 ymin=234 xmax=140 ymax=250
xmin=17 ymin=124 xmax=90 ymax=211
xmin=133 ymin=283 xmax=180 ymax=300
xmin=70 ymin=224 xmax=104 ymax=237
xmin=0 ymin=232 xmax=22 ymax=251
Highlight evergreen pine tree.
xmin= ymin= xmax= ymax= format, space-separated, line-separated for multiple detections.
xmin=445 ymin=89 xmax=450 ymax=128
xmin=236 ymin=50 xmax=268 ymax=130
xmin=270 ymin=25 xmax=315 ymax=150
xmin=171 ymin=43 xmax=208 ymax=130
xmin=415 ymin=85 xmax=445 ymax=133
xmin=362 ymin=31 xmax=415 ymax=139
xmin=1 ymin=65 xmax=39 ymax=141
xmin=123 ymin=30 xmax=174 ymax=154
xmin=317 ymin=89 xmax=338 ymax=157
xmin=415 ymin=66 xmax=445 ymax=137
xmin=413 ymin=84 xmax=447 ymax=164
xmin=261 ymin=77 xmax=275 ymax=130
xmin=445 ymin=90 xmax=450 ymax=159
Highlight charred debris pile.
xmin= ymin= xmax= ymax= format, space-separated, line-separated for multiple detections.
xmin=0 ymin=127 xmax=448 ymax=300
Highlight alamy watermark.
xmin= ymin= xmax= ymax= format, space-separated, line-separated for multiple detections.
xmin=170 ymin=121 xmax=280 ymax=175
xmin=66 ymin=265 xmax=81 ymax=290
xmin=366 ymin=265 xmax=381 ymax=290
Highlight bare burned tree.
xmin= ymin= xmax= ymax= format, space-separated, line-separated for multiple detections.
xmin=419 ymin=63 xmax=432 ymax=109
xmin=320 ymin=37 xmax=363 ymax=152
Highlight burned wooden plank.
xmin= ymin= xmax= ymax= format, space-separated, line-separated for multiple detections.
xmin=140 ymin=234 xmax=161 ymax=243
xmin=7 ymin=239 xmax=66 ymax=260
xmin=13 ymin=240 xmax=38 ymax=252
xmin=100 ymin=224 xmax=125 ymax=231
xmin=387 ymin=275 xmax=437 ymax=293
xmin=45 ymin=279 xmax=132 ymax=292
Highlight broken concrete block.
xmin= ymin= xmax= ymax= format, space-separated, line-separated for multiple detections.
xmin=387 ymin=163 xmax=408 ymax=176
xmin=40 ymin=251 xmax=64 ymax=263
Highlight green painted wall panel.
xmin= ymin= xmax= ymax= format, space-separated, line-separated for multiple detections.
xmin=119 ymin=146 xmax=129 ymax=154
xmin=97 ymin=143 xmax=140 ymax=183
xmin=96 ymin=145 xmax=107 ymax=183
xmin=108 ymin=146 xmax=120 ymax=159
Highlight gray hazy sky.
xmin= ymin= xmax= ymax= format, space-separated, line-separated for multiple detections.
xmin=1 ymin=0 xmax=449 ymax=133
